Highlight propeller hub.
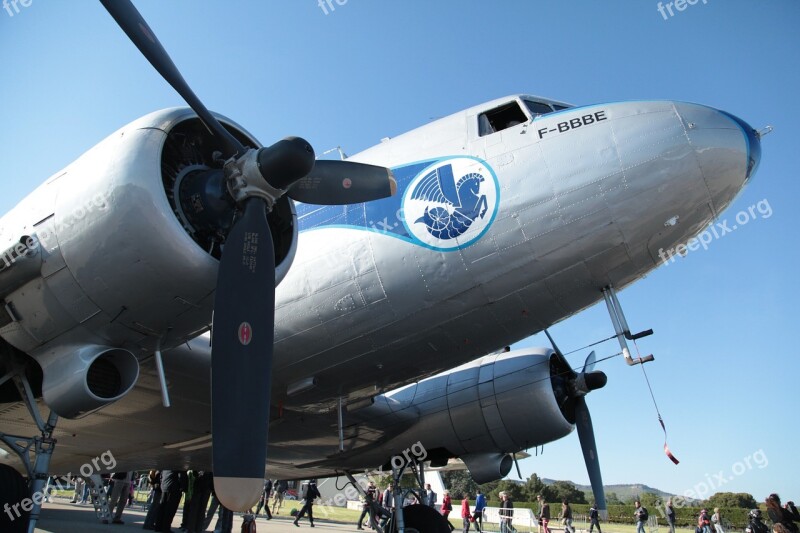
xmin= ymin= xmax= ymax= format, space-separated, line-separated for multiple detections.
xmin=585 ymin=370 xmax=608 ymax=392
xmin=223 ymin=147 xmax=287 ymax=209
xmin=224 ymin=137 xmax=316 ymax=209
xmin=256 ymin=136 xmax=315 ymax=190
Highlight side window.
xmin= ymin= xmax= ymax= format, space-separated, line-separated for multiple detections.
xmin=553 ymin=104 xmax=569 ymax=111
xmin=478 ymin=101 xmax=529 ymax=136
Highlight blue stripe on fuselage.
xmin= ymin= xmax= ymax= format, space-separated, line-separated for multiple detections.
xmin=296 ymin=159 xmax=438 ymax=241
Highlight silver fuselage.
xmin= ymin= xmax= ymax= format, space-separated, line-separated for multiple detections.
xmin=0 ymin=94 xmax=756 ymax=474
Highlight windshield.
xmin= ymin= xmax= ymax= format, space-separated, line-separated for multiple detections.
xmin=523 ymin=99 xmax=555 ymax=117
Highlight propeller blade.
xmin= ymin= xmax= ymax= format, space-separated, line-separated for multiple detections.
xmin=99 ymin=0 xmax=245 ymax=159
xmin=211 ymin=198 xmax=275 ymax=511
xmin=582 ymin=350 xmax=597 ymax=374
xmin=544 ymin=328 xmax=576 ymax=378
xmin=575 ymin=396 xmax=607 ymax=520
xmin=544 ymin=329 xmax=564 ymax=358
xmin=288 ymin=160 xmax=397 ymax=205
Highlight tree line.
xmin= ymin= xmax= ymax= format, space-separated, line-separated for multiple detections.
xmin=440 ymin=471 xmax=760 ymax=527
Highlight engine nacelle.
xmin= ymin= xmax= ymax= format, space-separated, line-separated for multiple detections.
xmin=39 ymin=345 xmax=140 ymax=418
xmin=0 ymin=109 xmax=298 ymax=359
xmin=350 ymin=348 xmax=575 ymax=482
xmin=460 ymin=453 xmax=513 ymax=484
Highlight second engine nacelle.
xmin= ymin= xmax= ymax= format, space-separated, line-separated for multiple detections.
xmin=350 ymin=348 xmax=576 ymax=481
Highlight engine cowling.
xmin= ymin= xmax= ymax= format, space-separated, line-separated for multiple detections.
xmin=0 ymin=109 xmax=298 ymax=359
xmin=347 ymin=348 xmax=576 ymax=481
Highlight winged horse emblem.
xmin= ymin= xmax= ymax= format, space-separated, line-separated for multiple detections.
xmin=412 ymin=164 xmax=489 ymax=240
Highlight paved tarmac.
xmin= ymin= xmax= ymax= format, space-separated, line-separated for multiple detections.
xmin=32 ymin=498 xmax=352 ymax=533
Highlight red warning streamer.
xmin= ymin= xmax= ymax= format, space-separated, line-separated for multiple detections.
xmin=635 ymin=340 xmax=680 ymax=465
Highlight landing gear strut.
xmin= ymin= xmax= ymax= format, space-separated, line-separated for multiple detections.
xmin=602 ymin=285 xmax=654 ymax=365
xmin=344 ymin=456 xmax=448 ymax=533
xmin=0 ymin=356 xmax=59 ymax=533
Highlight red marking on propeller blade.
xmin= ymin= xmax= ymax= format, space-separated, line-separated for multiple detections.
xmin=238 ymin=322 xmax=253 ymax=346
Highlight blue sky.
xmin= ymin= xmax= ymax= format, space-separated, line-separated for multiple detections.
xmin=1 ymin=1 xmax=797 ymax=504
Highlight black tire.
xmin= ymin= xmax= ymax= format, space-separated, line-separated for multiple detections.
xmin=401 ymin=504 xmax=452 ymax=533
xmin=0 ymin=464 xmax=30 ymax=533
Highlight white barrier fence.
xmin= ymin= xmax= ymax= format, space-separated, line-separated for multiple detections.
xmin=482 ymin=506 xmax=539 ymax=528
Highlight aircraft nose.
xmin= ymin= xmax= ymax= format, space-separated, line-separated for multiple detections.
xmin=673 ymin=103 xmax=762 ymax=214
xmin=720 ymin=111 xmax=762 ymax=182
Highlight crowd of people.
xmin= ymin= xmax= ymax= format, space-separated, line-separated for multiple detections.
xmin=60 ymin=470 xmax=294 ymax=532
xmin=53 ymin=473 xmax=800 ymax=533
xmin=349 ymin=486 xmax=800 ymax=533
xmin=644 ymin=496 xmax=800 ymax=533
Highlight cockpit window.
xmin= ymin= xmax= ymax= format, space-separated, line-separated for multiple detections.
xmin=478 ymin=101 xmax=529 ymax=137
xmin=553 ymin=104 xmax=569 ymax=111
xmin=523 ymin=100 xmax=554 ymax=117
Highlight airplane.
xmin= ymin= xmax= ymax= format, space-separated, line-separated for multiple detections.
xmin=0 ymin=1 xmax=766 ymax=531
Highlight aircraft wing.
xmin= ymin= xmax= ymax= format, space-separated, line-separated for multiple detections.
xmin=0 ymin=340 xmax=585 ymax=484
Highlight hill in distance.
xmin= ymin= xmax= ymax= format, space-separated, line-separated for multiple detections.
xmin=541 ymin=478 xmax=678 ymax=502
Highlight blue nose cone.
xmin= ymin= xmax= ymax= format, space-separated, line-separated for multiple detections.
xmin=721 ymin=111 xmax=762 ymax=181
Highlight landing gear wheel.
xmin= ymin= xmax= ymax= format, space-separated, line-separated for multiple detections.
xmin=401 ymin=504 xmax=451 ymax=533
xmin=0 ymin=464 xmax=30 ymax=533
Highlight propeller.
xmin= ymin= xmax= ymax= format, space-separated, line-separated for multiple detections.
xmin=544 ymin=330 xmax=608 ymax=520
xmin=100 ymin=0 xmax=397 ymax=510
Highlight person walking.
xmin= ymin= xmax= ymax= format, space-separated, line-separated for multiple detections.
xmin=747 ymin=509 xmax=770 ymax=533
xmin=589 ymin=502 xmax=602 ymax=533
xmin=665 ymin=499 xmax=675 ymax=533
xmin=255 ymin=479 xmax=273 ymax=519
xmin=441 ymin=490 xmax=455 ymax=532
xmin=105 ymin=471 xmax=131 ymax=525
xmin=143 ymin=470 xmax=162 ymax=530
xmin=272 ymin=479 xmax=288 ymax=515
xmin=712 ymin=508 xmax=725 ymax=533
xmin=634 ymin=501 xmax=649 ymax=533
xmin=765 ymin=494 xmax=800 ymax=533
xmin=698 ymin=509 xmax=712 ymax=533
xmin=472 ymin=489 xmax=486 ymax=533
xmin=379 ymin=482 xmax=394 ymax=529
xmin=499 ymin=492 xmax=514 ymax=533
xmin=561 ymin=500 xmax=575 ymax=533
xmin=424 ymin=484 xmax=438 ymax=508
xmin=357 ymin=481 xmax=378 ymax=530
xmin=70 ymin=476 xmax=84 ymax=504
xmin=293 ymin=479 xmax=321 ymax=527
xmin=155 ymin=470 xmax=186 ymax=533
xmin=461 ymin=493 xmax=472 ymax=533
xmin=537 ymin=495 xmax=551 ymax=533
xmin=185 ymin=471 xmax=213 ymax=533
